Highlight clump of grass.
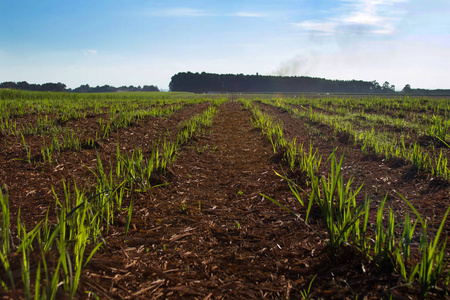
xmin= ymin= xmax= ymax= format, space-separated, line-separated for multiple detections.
xmin=251 ymin=106 xmax=286 ymax=154
xmin=400 ymin=195 xmax=450 ymax=297
xmin=20 ymin=133 xmax=31 ymax=164
xmin=0 ymin=117 xmax=18 ymax=136
xmin=0 ymin=187 xmax=14 ymax=291
xmin=306 ymin=152 xmax=365 ymax=249
xmin=425 ymin=115 xmax=449 ymax=141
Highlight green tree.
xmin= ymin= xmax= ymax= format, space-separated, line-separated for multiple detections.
xmin=381 ymin=81 xmax=395 ymax=93
xmin=402 ymin=84 xmax=411 ymax=93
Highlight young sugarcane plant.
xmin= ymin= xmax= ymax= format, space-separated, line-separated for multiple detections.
xmin=125 ymin=200 xmax=134 ymax=237
xmin=400 ymin=195 xmax=450 ymax=297
xmin=373 ymin=196 xmax=397 ymax=263
xmin=0 ymin=188 xmax=14 ymax=291
xmin=20 ymin=133 xmax=31 ymax=164
xmin=310 ymin=152 xmax=365 ymax=249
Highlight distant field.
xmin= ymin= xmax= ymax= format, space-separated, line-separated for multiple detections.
xmin=1 ymin=90 xmax=449 ymax=298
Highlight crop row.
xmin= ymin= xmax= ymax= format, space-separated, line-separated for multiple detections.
xmin=0 ymin=100 xmax=221 ymax=298
xmin=0 ymin=90 xmax=201 ymax=118
xmin=3 ymin=101 xmax=218 ymax=173
xmin=256 ymin=97 xmax=450 ymax=181
xmin=0 ymin=96 xmax=206 ymax=138
xmin=280 ymin=95 xmax=450 ymax=117
xmin=242 ymin=98 xmax=450 ymax=297
xmin=285 ymin=97 xmax=449 ymax=142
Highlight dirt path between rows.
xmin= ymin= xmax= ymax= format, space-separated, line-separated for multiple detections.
xmin=82 ymin=101 xmax=327 ymax=299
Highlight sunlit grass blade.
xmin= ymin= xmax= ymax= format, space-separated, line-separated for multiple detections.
xmin=260 ymin=193 xmax=298 ymax=216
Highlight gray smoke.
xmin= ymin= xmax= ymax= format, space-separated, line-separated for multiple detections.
xmin=272 ymin=56 xmax=311 ymax=76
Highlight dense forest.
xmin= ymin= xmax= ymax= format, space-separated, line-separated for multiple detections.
xmin=0 ymin=81 xmax=159 ymax=93
xmin=169 ymin=72 xmax=450 ymax=95
xmin=169 ymin=72 xmax=395 ymax=93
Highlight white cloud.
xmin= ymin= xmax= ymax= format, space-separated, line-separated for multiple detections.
xmin=340 ymin=0 xmax=405 ymax=34
xmin=81 ymin=49 xmax=97 ymax=56
xmin=291 ymin=21 xmax=339 ymax=34
xmin=157 ymin=7 xmax=211 ymax=17
xmin=146 ymin=7 xmax=267 ymax=18
xmin=231 ymin=12 xmax=266 ymax=18
xmin=294 ymin=0 xmax=406 ymax=35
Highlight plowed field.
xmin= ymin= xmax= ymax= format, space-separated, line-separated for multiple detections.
xmin=1 ymin=92 xmax=449 ymax=299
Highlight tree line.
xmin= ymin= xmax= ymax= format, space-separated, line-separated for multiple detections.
xmin=0 ymin=81 xmax=159 ymax=93
xmin=401 ymin=84 xmax=450 ymax=96
xmin=2 ymin=77 xmax=449 ymax=95
xmin=170 ymin=72 xmax=450 ymax=95
xmin=0 ymin=81 xmax=68 ymax=92
xmin=169 ymin=72 xmax=396 ymax=94
xmin=71 ymin=84 xmax=159 ymax=93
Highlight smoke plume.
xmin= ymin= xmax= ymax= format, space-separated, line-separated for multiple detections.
xmin=272 ymin=56 xmax=311 ymax=77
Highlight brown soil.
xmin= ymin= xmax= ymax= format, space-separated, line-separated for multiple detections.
xmin=1 ymin=100 xmax=449 ymax=299
xmin=77 ymin=101 xmax=319 ymax=299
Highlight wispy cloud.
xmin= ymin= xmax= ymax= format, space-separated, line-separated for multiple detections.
xmin=81 ymin=49 xmax=97 ymax=56
xmin=147 ymin=7 xmax=266 ymax=18
xmin=292 ymin=21 xmax=339 ymax=34
xmin=231 ymin=12 xmax=266 ymax=18
xmin=292 ymin=0 xmax=406 ymax=35
xmin=156 ymin=7 xmax=212 ymax=17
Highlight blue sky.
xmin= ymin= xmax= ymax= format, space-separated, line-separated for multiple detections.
xmin=1 ymin=0 xmax=449 ymax=90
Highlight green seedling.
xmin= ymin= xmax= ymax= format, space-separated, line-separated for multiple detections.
xmin=300 ymin=274 xmax=317 ymax=300
xmin=20 ymin=133 xmax=31 ymax=163
xmin=0 ymin=188 xmax=14 ymax=290
xmin=235 ymin=221 xmax=241 ymax=229
xmin=400 ymin=195 xmax=450 ymax=297
xmin=125 ymin=201 xmax=134 ymax=236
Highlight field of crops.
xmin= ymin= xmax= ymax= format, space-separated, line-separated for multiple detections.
xmin=1 ymin=89 xmax=450 ymax=299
